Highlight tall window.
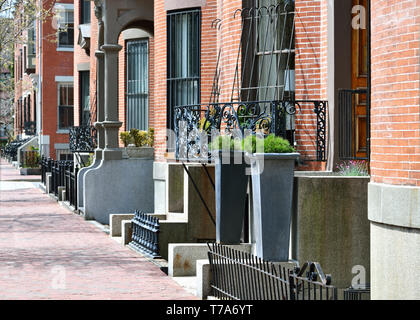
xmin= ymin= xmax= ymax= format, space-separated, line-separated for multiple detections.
xmin=57 ymin=9 xmax=74 ymax=48
xmin=58 ymin=83 xmax=74 ymax=130
xmin=80 ymin=0 xmax=91 ymax=24
xmin=79 ymin=71 xmax=90 ymax=126
xmin=255 ymin=0 xmax=295 ymax=101
xmin=167 ymin=9 xmax=201 ymax=130
xmin=126 ymin=39 xmax=149 ymax=131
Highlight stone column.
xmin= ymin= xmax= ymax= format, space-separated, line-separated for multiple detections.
xmin=94 ymin=49 xmax=105 ymax=160
xmin=101 ymin=43 xmax=123 ymax=160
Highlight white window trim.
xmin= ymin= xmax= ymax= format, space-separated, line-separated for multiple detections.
xmin=57 ymin=47 xmax=74 ymax=52
xmin=54 ymin=3 xmax=74 ymax=10
xmin=55 ymin=4 xmax=74 ymax=50
xmin=55 ymin=76 xmax=74 ymax=82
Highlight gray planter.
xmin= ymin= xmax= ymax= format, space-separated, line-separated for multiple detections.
xmin=122 ymin=146 xmax=154 ymax=159
xmin=250 ymin=153 xmax=299 ymax=261
xmin=215 ymin=151 xmax=248 ymax=244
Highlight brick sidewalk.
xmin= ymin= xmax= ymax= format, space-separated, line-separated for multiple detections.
xmin=0 ymin=159 xmax=197 ymax=300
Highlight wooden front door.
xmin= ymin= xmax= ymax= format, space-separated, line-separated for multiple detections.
xmin=351 ymin=0 xmax=368 ymax=159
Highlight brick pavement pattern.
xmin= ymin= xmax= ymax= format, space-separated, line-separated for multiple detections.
xmin=0 ymin=159 xmax=197 ymax=300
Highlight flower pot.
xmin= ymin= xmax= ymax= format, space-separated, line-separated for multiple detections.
xmin=215 ymin=151 xmax=249 ymax=244
xmin=250 ymin=152 xmax=299 ymax=261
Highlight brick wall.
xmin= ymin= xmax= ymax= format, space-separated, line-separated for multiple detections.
xmin=39 ymin=0 xmax=74 ymax=159
xmin=153 ymin=0 xmax=218 ymax=160
xmin=294 ymin=0 xmax=327 ymax=170
xmin=370 ymin=0 xmax=420 ymax=186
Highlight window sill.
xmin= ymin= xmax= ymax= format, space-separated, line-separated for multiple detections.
xmin=57 ymin=47 xmax=74 ymax=52
xmin=57 ymin=130 xmax=70 ymax=134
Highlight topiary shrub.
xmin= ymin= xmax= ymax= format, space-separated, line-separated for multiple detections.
xmin=243 ymin=134 xmax=295 ymax=154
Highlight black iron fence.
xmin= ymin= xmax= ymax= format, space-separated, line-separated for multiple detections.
xmin=338 ymin=88 xmax=370 ymax=160
xmin=40 ymin=156 xmax=53 ymax=185
xmin=129 ymin=211 xmax=160 ymax=258
xmin=2 ymin=138 xmax=30 ymax=161
xmin=207 ymin=243 xmax=337 ymax=300
xmin=65 ymin=164 xmax=78 ymax=209
xmin=173 ymin=99 xmax=327 ymax=162
xmin=69 ymin=125 xmax=97 ymax=153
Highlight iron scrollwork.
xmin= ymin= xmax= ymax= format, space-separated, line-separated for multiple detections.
xmin=69 ymin=125 xmax=97 ymax=153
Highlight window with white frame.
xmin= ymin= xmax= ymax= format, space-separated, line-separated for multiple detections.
xmin=56 ymin=7 xmax=74 ymax=48
xmin=57 ymin=83 xmax=74 ymax=130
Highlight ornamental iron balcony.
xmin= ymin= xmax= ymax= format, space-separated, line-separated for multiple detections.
xmin=173 ymin=99 xmax=327 ymax=162
xmin=69 ymin=125 xmax=97 ymax=153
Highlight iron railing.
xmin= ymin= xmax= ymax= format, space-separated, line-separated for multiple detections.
xmin=174 ymin=99 xmax=327 ymax=162
xmin=3 ymin=138 xmax=30 ymax=161
xmin=129 ymin=211 xmax=160 ymax=258
xmin=40 ymin=156 xmax=53 ymax=185
xmin=207 ymin=243 xmax=337 ymax=300
xmin=338 ymin=88 xmax=370 ymax=160
xmin=69 ymin=125 xmax=97 ymax=153
xmin=343 ymin=285 xmax=371 ymax=300
xmin=65 ymin=164 xmax=78 ymax=208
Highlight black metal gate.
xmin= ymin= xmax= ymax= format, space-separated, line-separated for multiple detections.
xmin=207 ymin=243 xmax=337 ymax=300
xmin=338 ymin=88 xmax=370 ymax=160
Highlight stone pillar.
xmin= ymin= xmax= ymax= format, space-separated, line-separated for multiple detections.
xmin=101 ymin=43 xmax=123 ymax=160
xmin=94 ymin=48 xmax=105 ymax=160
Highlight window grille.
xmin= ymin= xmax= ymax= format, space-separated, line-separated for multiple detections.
xmin=167 ymin=9 xmax=201 ymax=131
xmin=126 ymin=39 xmax=149 ymax=131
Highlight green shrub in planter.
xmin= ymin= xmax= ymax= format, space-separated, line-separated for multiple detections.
xmin=210 ymin=134 xmax=248 ymax=244
xmin=120 ymin=132 xmax=132 ymax=147
xmin=244 ymin=134 xmax=300 ymax=261
xmin=243 ymin=134 xmax=295 ymax=154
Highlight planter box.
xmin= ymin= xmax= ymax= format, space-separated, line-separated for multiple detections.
xmin=215 ymin=151 xmax=248 ymax=244
xmin=122 ymin=146 xmax=154 ymax=159
xmin=293 ymin=172 xmax=370 ymax=289
xmin=20 ymin=167 xmax=41 ymax=175
xmin=250 ymin=153 xmax=299 ymax=261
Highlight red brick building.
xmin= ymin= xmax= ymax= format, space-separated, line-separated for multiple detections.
xmin=14 ymin=0 xmax=74 ymax=160
xmin=70 ymin=0 xmax=419 ymax=299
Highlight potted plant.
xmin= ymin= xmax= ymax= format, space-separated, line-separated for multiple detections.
xmin=20 ymin=146 xmax=41 ymax=175
xmin=120 ymin=128 xmax=154 ymax=159
xmin=210 ymin=135 xmax=248 ymax=244
xmin=244 ymin=134 xmax=299 ymax=261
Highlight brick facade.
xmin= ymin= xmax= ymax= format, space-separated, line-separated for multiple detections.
xmin=370 ymin=0 xmax=420 ymax=187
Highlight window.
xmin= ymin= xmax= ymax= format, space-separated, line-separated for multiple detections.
xmin=79 ymin=71 xmax=90 ymax=126
xmin=254 ymin=0 xmax=295 ymax=101
xmin=58 ymin=83 xmax=74 ymax=130
xmin=57 ymin=9 xmax=74 ymax=48
xmin=80 ymin=0 xmax=91 ymax=24
xmin=126 ymin=39 xmax=149 ymax=131
xmin=167 ymin=9 xmax=201 ymax=130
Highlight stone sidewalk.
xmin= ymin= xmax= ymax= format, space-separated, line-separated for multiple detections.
xmin=0 ymin=158 xmax=197 ymax=300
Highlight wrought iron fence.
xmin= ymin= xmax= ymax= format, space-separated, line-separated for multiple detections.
xmin=2 ymin=138 xmax=30 ymax=161
xmin=338 ymin=88 xmax=369 ymax=160
xmin=207 ymin=243 xmax=337 ymax=300
xmin=40 ymin=156 xmax=53 ymax=185
xmin=343 ymin=285 xmax=371 ymax=300
xmin=129 ymin=211 xmax=160 ymax=258
xmin=69 ymin=125 xmax=97 ymax=153
xmin=173 ymin=99 xmax=327 ymax=162
xmin=65 ymin=164 xmax=78 ymax=208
